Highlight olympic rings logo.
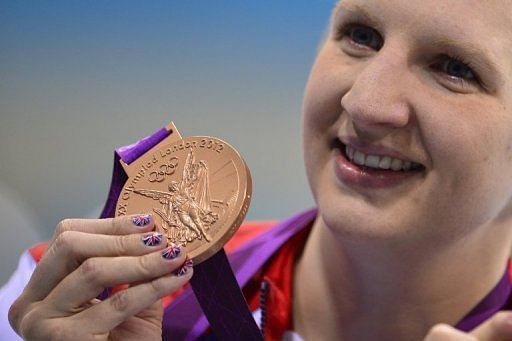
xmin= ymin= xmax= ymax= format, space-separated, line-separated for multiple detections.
xmin=148 ymin=157 xmax=179 ymax=183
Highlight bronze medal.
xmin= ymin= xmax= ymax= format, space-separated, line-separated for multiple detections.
xmin=115 ymin=123 xmax=252 ymax=264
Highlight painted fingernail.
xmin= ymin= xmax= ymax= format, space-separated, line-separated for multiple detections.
xmin=162 ymin=244 xmax=181 ymax=260
xmin=132 ymin=214 xmax=151 ymax=227
xmin=175 ymin=259 xmax=193 ymax=276
xmin=142 ymin=232 xmax=163 ymax=247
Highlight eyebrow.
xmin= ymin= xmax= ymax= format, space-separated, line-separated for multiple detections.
xmin=331 ymin=2 xmax=504 ymax=90
xmin=331 ymin=3 xmax=382 ymax=32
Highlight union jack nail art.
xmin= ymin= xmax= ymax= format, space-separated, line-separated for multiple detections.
xmin=162 ymin=244 xmax=181 ymax=260
xmin=176 ymin=259 xmax=194 ymax=276
xmin=132 ymin=214 xmax=151 ymax=227
xmin=142 ymin=232 xmax=163 ymax=246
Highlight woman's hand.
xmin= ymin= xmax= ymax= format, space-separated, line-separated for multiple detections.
xmin=425 ymin=311 xmax=512 ymax=340
xmin=8 ymin=215 xmax=193 ymax=340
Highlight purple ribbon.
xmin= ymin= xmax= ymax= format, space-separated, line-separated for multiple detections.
xmin=454 ymin=263 xmax=512 ymax=331
xmin=100 ymin=125 xmax=264 ymax=339
xmin=100 ymin=127 xmax=170 ymax=219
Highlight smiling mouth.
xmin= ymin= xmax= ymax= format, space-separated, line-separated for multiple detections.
xmin=332 ymin=139 xmax=426 ymax=173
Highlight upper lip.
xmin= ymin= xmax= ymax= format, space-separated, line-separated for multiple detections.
xmin=338 ymin=136 xmax=424 ymax=166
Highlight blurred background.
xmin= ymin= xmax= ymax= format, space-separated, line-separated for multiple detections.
xmin=0 ymin=0 xmax=335 ymax=284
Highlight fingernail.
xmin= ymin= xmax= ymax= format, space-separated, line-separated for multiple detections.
xmin=175 ymin=259 xmax=193 ymax=276
xmin=132 ymin=214 xmax=151 ymax=227
xmin=142 ymin=232 xmax=163 ymax=247
xmin=162 ymin=244 xmax=181 ymax=260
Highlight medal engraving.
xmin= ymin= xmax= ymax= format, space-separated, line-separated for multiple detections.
xmin=116 ymin=133 xmax=251 ymax=264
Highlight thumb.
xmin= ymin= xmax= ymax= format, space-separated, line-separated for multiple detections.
xmin=424 ymin=324 xmax=476 ymax=341
xmin=470 ymin=311 xmax=512 ymax=340
xmin=470 ymin=311 xmax=512 ymax=341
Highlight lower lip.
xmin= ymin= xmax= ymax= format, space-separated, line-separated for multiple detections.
xmin=333 ymin=148 xmax=424 ymax=189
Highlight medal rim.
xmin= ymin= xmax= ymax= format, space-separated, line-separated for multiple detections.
xmin=115 ymin=135 xmax=252 ymax=264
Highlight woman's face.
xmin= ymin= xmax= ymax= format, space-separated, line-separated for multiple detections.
xmin=303 ymin=0 xmax=512 ymax=244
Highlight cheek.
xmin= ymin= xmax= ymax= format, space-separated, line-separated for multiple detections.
xmin=421 ymin=100 xmax=512 ymax=226
xmin=416 ymin=91 xmax=502 ymax=175
xmin=302 ymin=57 xmax=350 ymax=198
xmin=302 ymin=73 xmax=341 ymax=137
xmin=302 ymin=50 xmax=356 ymax=140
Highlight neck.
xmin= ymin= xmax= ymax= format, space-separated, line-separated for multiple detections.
xmin=293 ymin=215 xmax=512 ymax=341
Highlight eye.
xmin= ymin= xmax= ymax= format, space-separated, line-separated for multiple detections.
xmin=341 ymin=24 xmax=383 ymax=50
xmin=436 ymin=57 xmax=475 ymax=81
xmin=430 ymin=55 xmax=481 ymax=92
xmin=336 ymin=21 xmax=484 ymax=92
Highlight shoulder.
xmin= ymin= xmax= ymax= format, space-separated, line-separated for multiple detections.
xmin=28 ymin=242 xmax=48 ymax=263
xmin=224 ymin=220 xmax=278 ymax=253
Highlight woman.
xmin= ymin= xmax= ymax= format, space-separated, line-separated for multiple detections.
xmin=5 ymin=0 xmax=512 ymax=339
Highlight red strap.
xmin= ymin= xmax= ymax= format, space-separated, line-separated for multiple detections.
xmin=237 ymin=225 xmax=311 ymax=340
xmin=261 ymin=226 xmax=310 ymax=340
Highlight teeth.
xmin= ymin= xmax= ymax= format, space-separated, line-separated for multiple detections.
xmin=365 ymin=155 xmax=380 ymax=168
xmin=353 ymin=150 xmax=366 ymax=166
xmin=390 ymin=158 xmax=403 ymax=171
xmin=378 ymin=156 xmax=391 ymax=169
xmin=344 ymin=145 xmax=421 ymax=171
xmin=345 ymin=145 xmax=355 ymax=160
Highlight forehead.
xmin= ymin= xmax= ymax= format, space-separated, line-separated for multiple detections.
xmin=333 ymin=0 xmax=512 ymax=27
xmin=332 ymin=0 xmax=512 ymax=71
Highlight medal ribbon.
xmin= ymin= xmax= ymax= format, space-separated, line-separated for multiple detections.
xmin=100 ymin=125 xmax=263 ymax=340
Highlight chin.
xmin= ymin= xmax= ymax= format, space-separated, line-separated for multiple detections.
xmin=319 ymin=200 xmax=408 ymax=242
xmin=306 ymin=147 xmax=434 ymax=240
xmin=311 ymin=173 xmax=429 ymax=245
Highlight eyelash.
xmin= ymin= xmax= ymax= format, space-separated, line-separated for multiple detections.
xmin=431 ymin=55 xmax=478 ymax=89
xmin=337 ymin=24 xmax=481 ymax=91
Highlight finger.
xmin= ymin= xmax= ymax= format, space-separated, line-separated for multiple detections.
xmin=74 ymin=264 xmax=193 ymax=333
xmin=135 ymin=299 xmax=163 ymax=325
xmin=22 ymin=225 xmax=163 ymax=303
xmin=470 ymin=311 xmax=512 ymax=340
xmin=49 ymin=214 xmax=155 ymax=245
xmin=424 ymin=324 xmax=476 ymax=341
xmin=46 ymin=244 xmax=186 ymax=312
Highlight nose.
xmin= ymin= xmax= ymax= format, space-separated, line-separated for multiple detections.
xmin=341 ymin=49 xmax=412 ymax=137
